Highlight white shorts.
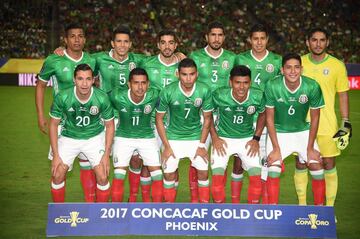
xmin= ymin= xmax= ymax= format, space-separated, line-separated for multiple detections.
xmin=112 ymin=137 xmax=161 ymax=168
xmin=48 ymin=125 xmax=87 ymax=161
xmin=57 ymin=132 xmax=105 ymax=169
xmin=211 ymin=137 xmax=262 ymax=171
xmin=266 ymin=130 xmax=320 ymax=165
xmin=162 ymin=140 xmax=208 ymax=173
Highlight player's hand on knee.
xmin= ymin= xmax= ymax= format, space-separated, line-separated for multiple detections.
xmin=51 ymin=155 xmax=64 ymax=177
xmin=245 ymin=139 xmax=260 ymax=157
xmin=306 ymin=147 xmax=322 ymax=165
xmin=38 ymin=117 xmax=48 ymax=134
xmin=212 ymin=136 xmax=227 ymax=157
xmin=267 ymin=149 xmax=282 ymax=165
xmin=161 ymin=146 xmax=175 ymax=165
xmin=100 ymin=155 xmax=110 ymax=177
xmin=195 ymin=147 xmax=209 ymax=164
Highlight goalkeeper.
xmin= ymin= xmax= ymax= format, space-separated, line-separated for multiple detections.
xmin=294 ymin=28 xmax=351 ymax=208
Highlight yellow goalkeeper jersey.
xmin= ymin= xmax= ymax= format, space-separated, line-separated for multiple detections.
xmin=301 ymin=53 xmax=349 ymax=135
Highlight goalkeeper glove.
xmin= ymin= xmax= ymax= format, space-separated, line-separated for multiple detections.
xmin=333 ymin=119 xmax=352 ymax=150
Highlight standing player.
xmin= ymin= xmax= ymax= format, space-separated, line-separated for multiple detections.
xmin=156 ymin=58 xmax=213 ymax=203
xmin=265 ymin=53 xmax=325 ymax=205
xmin=188 ymin=21 xmax=236 ymax=203
xmin=294 ymin=28 xmax=351 ymax=207
xmin=49 ymin=64 xmax=114 ymax=202
xmin=210 ymin=65 xmax=265 ymax=203
xmin=234 ymin=23 xmax=282 ymax=203
xmin=92 ymin=27 xmax=147 ymax=202
xmin=110 ymin=68 xmax=163 ymax=202
xmin=140 ymin=29 xmax=184 ymax=202
xmin=35 ymin=23 xmax=97 ymax=202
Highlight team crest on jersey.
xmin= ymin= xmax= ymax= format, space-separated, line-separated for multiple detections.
xmin=129 ymin=62 xmax=136 ymax=71
xmin=266 ymin=64 xmax=274 ymax=73
xmin=247 ymin=105 xmax=256 ymax=114
xmin=222 ymin=61 xmax=230 ymax=69
xmin=298 ymin=94 xmax=308 ymax=104
xmin=194 ymin=98 xmax=202 ymax=107
xmin=89 ymin=106 xmax=99 ymax=115
xmin=323 ymin=68 xmax=330 ymax=75
xmin=144 ymin=104 xmax=152 ymax=114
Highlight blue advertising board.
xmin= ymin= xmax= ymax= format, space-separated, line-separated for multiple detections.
xmin=47 ymin=203 xmax=336 ymax=238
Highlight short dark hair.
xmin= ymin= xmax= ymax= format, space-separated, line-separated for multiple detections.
xmin=230 ymin=65 xmax=251 ymax=79
xmin=129 ymin=68 xmax=148 ymax=82
xmin=112 ymin=26 xmax=131 ymax=41
xmin=157 ymin=29 xmax=178 ymax=43
xmin=282 ymin=53 xmax=302 ymax=67
xmin=307 ymin=27 xmax=329 ymax=40
xmin=178 ymin=58 xmax=197 ymax=71
xmin=207 ymin=21 xmax=225 ymax=34
xmin=74 ymin=64 xmax=93 ymax=77
xmin=249 ymin=23 xmax=268 ymax=37
xmin=65 ymin=23 xmax=84 ymax=37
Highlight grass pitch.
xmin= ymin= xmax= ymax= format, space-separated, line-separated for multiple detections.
xmin=0 ymin=86 xmax=359 ymax=238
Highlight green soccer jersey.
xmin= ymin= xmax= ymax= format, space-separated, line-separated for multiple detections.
xmin=38 ymin=51 xmax=96 ymax=96
xmin=189 ymin=48 xmax=236 ymax=93
xmin=110 ymin=88 xmax=159 ymax=138
xmin=265 ymin=75 xmax=324 ymax=133
xmin=93 ymin=50 xmax=148 ymax=93
xmin=213 ymin=87 xmax=265 ymax=138
xmin=236 ymin=50 xmax=282 ymax=92
xmin=50 ymin=87 xmax=114 ymax=139
xmin=140 ymin=55 xmax=179 ymax=91
xmin=157 ymin=81 xmax=213 ymax=140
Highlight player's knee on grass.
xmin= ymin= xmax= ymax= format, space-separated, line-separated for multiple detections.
xmin=322 ymin=157 xmax=336 ymax=170
xmin=233 ymin=156 xmax=244 ymax=175
xmin=129 ymin=154 xmax=143 ymax=170
xmin=197 ymin=170 xmax=208 ymax=181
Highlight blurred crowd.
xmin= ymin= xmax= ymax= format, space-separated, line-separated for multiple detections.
xmin=1 ymin=0 xmax=359 ymax=62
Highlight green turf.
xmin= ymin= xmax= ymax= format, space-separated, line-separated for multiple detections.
xmin=0 ymin=86 xmax=359 ymax=238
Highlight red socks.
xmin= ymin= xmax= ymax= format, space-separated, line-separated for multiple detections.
xmin=111 ymin=178 xmax=124 ymax=202
xmin=211 ymin=175 xmax=225 ymax=203
xmin=266 ymin=177 xmax=280 ymax=204
xmin=189 ymin=166 xmax=198 ymax=203
xmin=312 ymin=179 xmax=325 ymax=205
xmin=80 ymin=168 xmax=96 ymax=202
xmin=248 ymin=175 xmax=262 ymax=204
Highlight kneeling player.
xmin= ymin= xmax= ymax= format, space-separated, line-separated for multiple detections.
xmin=210 ymin=65 xmax=265 ymax=203
xmin=49 ymin=64 xmax=114 ymax=202
xmin=110 ymin=68 xmax=163 ymax=202
xmin=156 ymin=58 xmax=213 ymax=203
xmin=265 ymin=53 xmax=325 ymax=205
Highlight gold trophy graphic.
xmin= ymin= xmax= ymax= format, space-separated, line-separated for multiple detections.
xmin=308 ymin=214 xmax=318 ymax=229
xmin=70 ymin=211 xmax=79 ymax=227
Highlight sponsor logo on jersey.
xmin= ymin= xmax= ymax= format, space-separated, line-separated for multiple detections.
xmin=225 ymin=107 xmax=232 ymax=112
xmin=200 ymin=63 xmax=206 ymax=68
xmin=323 ymin=68 xmax=330 ymax=75
xmin=247 ymin=105 xmax=256 ymax=114
xmin=266 ymin=64 xmax=274 ymax=73
xmin=129 ymin=62 xmax=136 ymax=71
xmin=194 ymin=98 xmax=202 ymax=107
xmin=288 ymin=97 xmax=296 ymax=102
xmin=298 ymin=94 xmax=308 ymax=104
xmin=68 ymin=107 xmax=75 ymax=112
xmin=173 ymin=101 xmax=180 ymax=105
xmin=153 ymin=69 xmax=159 ymax=74
xmin=121 ymin=108 xmax=127 ymax=112
xmin=235 ymin=106 xmax=244 ymax=112
xmin=144 ymin=104 xmax=152 ymax=114
xmin=108 ymin=64 xmax=114 ymax=69
xmin=277 ymin=98 xmax=285 ymax=103
xmin=294 ymin=213 xmax=330 ymax=229
xmin=54 ymin=211 xmax=89 ymax=227
xmin=63 ymin=67 xmax=70 ymax=72
xmin=89 ymin=106 xmax=99 ymax=115
xmin=222 ymin=61 xmax=230 ymax=69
